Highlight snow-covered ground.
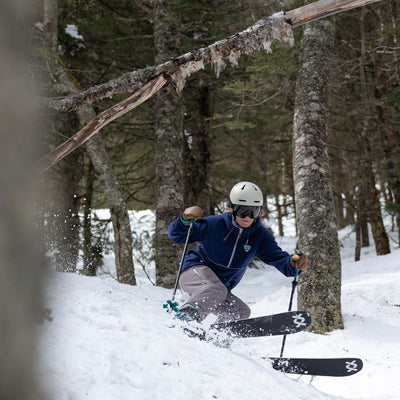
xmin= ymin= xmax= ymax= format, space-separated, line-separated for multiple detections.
xmin=38 ymin=210 xmax=400 ymax=400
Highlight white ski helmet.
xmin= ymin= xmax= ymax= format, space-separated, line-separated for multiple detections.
xmin=229 ymin=181 xmax=264 ymax=206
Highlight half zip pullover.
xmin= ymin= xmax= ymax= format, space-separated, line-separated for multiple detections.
xmin=168 ymin=211 xmax=296 ymax=291
xmin=226 ymin=227 xmax=243 ymax=268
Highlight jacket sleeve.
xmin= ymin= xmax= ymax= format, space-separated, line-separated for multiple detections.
xmin=257 ymin=229 xmax=297 ymax=277
xmin=168 ymin=214 xmax=208 ymax=244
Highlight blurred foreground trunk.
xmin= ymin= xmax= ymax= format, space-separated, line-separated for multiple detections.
xmin=0 ymin=1 xmax=47 ymax=399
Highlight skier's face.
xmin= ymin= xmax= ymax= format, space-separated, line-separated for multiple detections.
xmin=235 ymin=215 xmax=254 ymax=228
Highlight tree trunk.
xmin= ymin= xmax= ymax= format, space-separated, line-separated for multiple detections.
xmin=72 ymin=106 xmax=136 ymax=284
xmin=82 ymin=161 xmax=97 ymax=276
xmin=332 ymin=161 xmax=355 ymax=229
xmin=334 ymin=190 xmax=346 ymax=230
xmin=195 ymin=85 xmax=212 ymax=213
xmin=41 ymin=0 xmax=136 ymax=283
xmin=185 ymin=82 xmax=212 ymax=212
xmin=154 ymin=0 xmax=185 ymax=287
xmin=46 ymin=159 xmax=81 ymax=273
xmin=358 ymin=8 xmax=390 ymax=255
xmin=356 ymin=182 xmax=370 ymax=248
xmin=361 ymin=197 xmax=370 ymax=247
xmin=367 ymin=178 xmax=390 ymax=255
xmin=85 ymin=133 xmax=136 ymax=284
xmin=0 ymin=2 xmax=47 ymax=398
xmin=41 ymin=0 xmax=382 ymax=114
xmin=355 ymin=206 xmax=362 ymax=261
xmin=375 ymin=91 xmax=400 ymax=247
xmin=41 ymin=0 xmax=81 ymax=272
xmin=354 ymin=186 xmax=369 ymax=259
xmin=344 ymin=192 xmax=355 ymax=226
xmin=293 ymin=6 xmax=343 ymax=333
xmin=275 ymin=194 xmax=284 ymax=237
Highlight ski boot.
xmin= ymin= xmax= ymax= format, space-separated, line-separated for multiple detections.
xmin=175 ymin=304 xmax=201 ymax=322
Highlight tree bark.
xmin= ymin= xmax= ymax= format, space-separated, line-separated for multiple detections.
xmin=284 ymin=0 xmax=382 ymax=27
xmin=185 ymin=83 xmax=212 ymax=212
xmin=43 ymin=10 xmax=295 ymax=112
xmin=82 ymin=161 xmax=97 ymax=276
xmin=36 ymin=74 xmax=169 ymax=174
xmin=0 ymin=2 xmax=47 ymax=398
xmin=41 ymin=0 xmax=81 ymax=273
xmin=374 ymin=80 xmax=400 ymax=246
xmin=36 ymin=0 xmax=385 ymax=180
xmin=85 ymin=132 xmax=136 ymax=284
xmin=293 ymin=6 xmax=343 ymax=333
xmin=42 ymin=0 xmax=382 ymax=114
xmin=40 ymin=0 xmax=137 ymax=284
xmin=358 ymin=8 xmax=390 ymax=255
xmin=154 ymin=0 xmax=185 ymax=287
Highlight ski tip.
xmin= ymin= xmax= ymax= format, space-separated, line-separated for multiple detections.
xmin=267 ymin=357 xmax=364 ymax=377
xmin=286 ymin=310 xmax=312 ymax=332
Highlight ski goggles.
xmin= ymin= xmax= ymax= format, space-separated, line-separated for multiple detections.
xmin=232 ymin=204 xmax=261 ymax=219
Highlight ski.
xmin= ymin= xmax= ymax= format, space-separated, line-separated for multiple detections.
xmin=212 ymin=310 xmax=311 ymax=338
xmin=267 ymin=357 xmax=363 ymax=377
xmin=183 ymin=310 xmax=311 ymax=340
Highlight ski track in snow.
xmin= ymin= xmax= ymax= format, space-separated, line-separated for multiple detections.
xmin=38 ymin=213 xmax=400 ymax=400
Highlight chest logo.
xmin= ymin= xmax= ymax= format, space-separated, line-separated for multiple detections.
xmin=244 ymin=244 xmax=251 ymax=252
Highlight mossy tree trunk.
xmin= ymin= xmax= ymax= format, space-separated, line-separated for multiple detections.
xmin=292 ymin=7 xmax=343 ymax=333
xmin=41 ymin=0 xmax=81 ymax=272
xmin=42 ymin=0 xmax=136 ymax=283
xmin=153 ymin=0 xmax=185 ymax=287
xmin=357 ymin=8 xmax=390 ymax=256
xmin=85 ymin=132 xmax=136 ymax=285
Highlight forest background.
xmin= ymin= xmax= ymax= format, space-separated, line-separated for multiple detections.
xmin=3 ymin=0 xmax=400 ymax=398
xmin=34 ymin=0 xmax=399 ymax=328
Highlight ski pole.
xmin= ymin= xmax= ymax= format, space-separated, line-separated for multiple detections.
xmin=279 ymin=249 xmax=302 ymax=358
xmin=172 ymin=220 xmax=194 ymax=301
xmin=163 ymin=220 xmax=194 ymax=313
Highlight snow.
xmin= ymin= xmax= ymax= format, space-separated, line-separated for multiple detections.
xmin=65 ymin=24 xmax=83 ymax=40
xmin=38 ymin=210 xmax=400 ymax=400
xmin=35 ymin=22 xmax=44 ymax=31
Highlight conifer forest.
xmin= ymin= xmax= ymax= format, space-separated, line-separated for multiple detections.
xmin=36 ymin=0 xmax=399 ymax=315
xmin=0 ymin=0 xmax=399 ymax=396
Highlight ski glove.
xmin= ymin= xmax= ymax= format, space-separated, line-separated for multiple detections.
xmin=182 ymin=206 xmax=203 ymax=225
xmin=290 ymin=253 xmax=309 ymax=271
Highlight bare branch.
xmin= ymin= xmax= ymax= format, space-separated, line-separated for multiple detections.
xmin=37 ymin=0 xmax=384 ymax=173
xmin=42 ymin=0 xmax=383 ymax=113
xmin=43 ymin=12 xmax=294 ymax=112
xmin=37 ymin=73 xmax=170 ymax=173
xmin=284 ymin=0 xmax=383 ymax=27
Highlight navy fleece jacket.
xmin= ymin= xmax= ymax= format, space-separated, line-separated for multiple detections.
xmin=168 ymin=212 xmax=297 ymax=291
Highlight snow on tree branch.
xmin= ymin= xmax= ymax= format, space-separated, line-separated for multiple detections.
xmin=42 ymin=0 xmax=383 ymax=113
xmin=37 ymin=0 xmax=384 ymax=173
xmin=37 ymin=73 xmax=170 ymax=173
xmin=43 ymin=12 xmax=293 ymax=113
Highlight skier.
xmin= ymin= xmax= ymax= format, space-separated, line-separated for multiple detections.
xmin=168 ymin=181 xmax=309 ymax=323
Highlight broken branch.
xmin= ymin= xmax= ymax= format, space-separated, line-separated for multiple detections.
xmin=284 ymin=0 xmax=383 ymax=27
xmin=36 ymin=73 xmax=170 ymax=174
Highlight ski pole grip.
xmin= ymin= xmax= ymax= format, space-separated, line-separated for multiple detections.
xmin=292 ymin=253 xmax=300 ymax=262
xmin=292 ymin=248 xmax=303 ymax=262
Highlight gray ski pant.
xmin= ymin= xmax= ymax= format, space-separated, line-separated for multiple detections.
xmin=179 ymin=265 xmax=251 ymax=322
